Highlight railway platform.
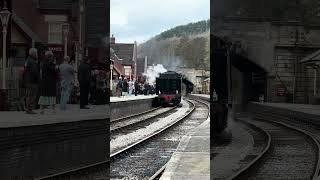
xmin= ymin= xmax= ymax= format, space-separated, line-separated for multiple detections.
xmin=248 ymin=102 xmax=320 ymax=125
xmin=160 ymin=94 xmax=210 ymax=180
xmin=110 ymin=94 xmax=157 ymax=102
xmin=160 ymin=116 xmax=210 ymax=180
xmin=110 ymin=95 xmax=157 ymax=120
xmin=251 ymin=102 xmax=320 ymax=116
xmin=190 ymin=94 xmax=210 ymax=99
xmin=0 ymin=104 xmax=108 ymax=127
xmin=0 ymin=104 xmax=108 ymax=179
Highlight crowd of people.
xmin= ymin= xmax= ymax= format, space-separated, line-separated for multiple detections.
xmin=23 ymin=47 xmax=108 ymax=114
xmin=114 ymin=76 xmax=156 ymax=97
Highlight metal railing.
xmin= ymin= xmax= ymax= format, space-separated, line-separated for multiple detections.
xmin=0 ymin=67 xmax=24 ymax=99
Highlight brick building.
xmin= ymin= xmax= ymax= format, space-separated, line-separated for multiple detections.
xmin=0 ymin=0 xmax=108 ymax=99
xmin=11 ymin=0 xmax=108 ymax=65
xmin=110 ymin=35 xmax=137 ymax=80
xmin=110 ymin=47 xmax=124 ymax=78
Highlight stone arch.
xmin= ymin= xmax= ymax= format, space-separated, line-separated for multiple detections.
xmin=212 ymin=35 xmax=267 ymax=112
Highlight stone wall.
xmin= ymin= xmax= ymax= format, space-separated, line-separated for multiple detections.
xmin=110 ymin=98 xmax=154 ymax=120
xmin=213 ymin=18 xmax=320 ymax=104
xmin=0 ymin=118 xmax=108 ymax=179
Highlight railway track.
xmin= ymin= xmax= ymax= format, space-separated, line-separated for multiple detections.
xmin=34 ymin=98 xmax=202 ymax=180
xmin=230 ymin=117 xmax=320 ymax=180
xmin=253 ymin=111 xmax=320 ymax=177
xmin=35 ymin=105 xmax=175 ymax=180
xmin=110 ymin=98 xmax=209 ymax=179
xmin=110 ymin=106 xmax=177 ymax=135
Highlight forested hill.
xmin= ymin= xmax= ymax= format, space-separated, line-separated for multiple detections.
xmin=138 ymin=20 xmax=210 ymax=71
xmin=155 ymin=20 xmax=210 ymax=40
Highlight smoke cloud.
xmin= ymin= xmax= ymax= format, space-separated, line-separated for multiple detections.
xmin=165 ymin=56 xmax=184 ymax=71
xmin=143 ymin=64 xmax=167 ymax=85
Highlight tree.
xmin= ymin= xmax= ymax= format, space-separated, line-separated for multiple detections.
xmin=138 ymin=20 xmax=210 ymax=70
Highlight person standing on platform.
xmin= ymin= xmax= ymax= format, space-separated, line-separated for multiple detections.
xmin=38 ymin=51 xmax=57 ymax=114
xmin=24 ymin=48 xmax=40 ymax=114
xmin=122 ymin=77 xmax=129 ymax=96
xmin=59 ymin=56 xmax=75 ymax=111
xmin=134 ymin=79 xmax=139 ymax=96
xmin=89 ymin=69 xmax=99 ymax=104
xmin=116 ymin=76 xmax=123 ymax=97
xmin=96 ymin=70 xmax=107 ymax=104
xmin=128 ymin=79 xmax=134 ymax=96
xmin=78 ymin=57 xmax=91 ymax=109
xmin=144 ymin=82 xmax=149 ymax=95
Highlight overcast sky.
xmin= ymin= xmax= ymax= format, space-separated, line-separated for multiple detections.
xmin=111 ymin=0 xmax=210 ymax=44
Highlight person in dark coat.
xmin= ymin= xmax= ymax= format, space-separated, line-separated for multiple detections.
xmin=134 ymin=79 xmax=139 ymax=96
xmin=122 ymin=77 xmax=129 ymax=96
xmin=89 ymin=69 xmax=98 ymax=104
xmin=95 ymin=70 xmax=107 ymax=105
xmin=144 ymin=82 xmax=149 ymax=95
xmin=116 ymin=76 xmax=123 ymax=97
xmin=24 ymin=48 xmax=40 ymax=114
xmin=78 ymin=57 xmax=91 ymax=109
xmin=38 ymin=51 xmax=57 ymax=114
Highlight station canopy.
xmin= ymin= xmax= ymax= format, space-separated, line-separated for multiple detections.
xmin=300 ymin=49 xmax=320 ymax=68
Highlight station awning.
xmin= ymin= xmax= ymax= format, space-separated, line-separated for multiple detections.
xmin=300 ymin=49 xmax=320 ymax=65
xmin=12 ymin=13 xmax=42 ymax=43
xmin=231 ymin=53 xmax=267 ymax=74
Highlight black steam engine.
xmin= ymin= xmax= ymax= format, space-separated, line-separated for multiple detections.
xmin=154 ymin=71 xmax=193 ymax=107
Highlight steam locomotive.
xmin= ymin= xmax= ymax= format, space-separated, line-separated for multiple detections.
xmin=153 ymin=71 xmax=193 ymax=107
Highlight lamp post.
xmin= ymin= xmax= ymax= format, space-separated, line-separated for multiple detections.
xmin=314 ymin=68 xmax=317 ymax=96
xmin=311 ymin=64 xmax=319 ymax=97
xmin=79 ymin=0 xmax=84 ymax=63
xmin=226 ymin=42 xmax=232 ymax=105
xmin=110 ymin=62 xmax=113 ymax=94
xmin=62 ymin=23 xmax=70 ymax=58
xmin=0 ymin=2 xmax=10 ymax=90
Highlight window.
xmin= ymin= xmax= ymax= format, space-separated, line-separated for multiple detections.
xmin=124 ymin=66 xmax=132 ymax=76
xmin=48 ymin=22 xmax=62 ymax=44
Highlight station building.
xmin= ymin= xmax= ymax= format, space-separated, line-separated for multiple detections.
xmin=110 ymin=35 xmax=138 ymax=80
xmin=0 ymin=0 xmax=108 ymax=103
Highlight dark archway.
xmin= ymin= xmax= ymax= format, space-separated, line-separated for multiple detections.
xmin=212 ymin=35 xmax=267 ymax=104
xmin=231 ymin=54 xmax=267 ymax=102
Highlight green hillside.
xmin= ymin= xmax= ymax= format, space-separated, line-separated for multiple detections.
xmin=138 ymin=20 xmax=210 ymax=71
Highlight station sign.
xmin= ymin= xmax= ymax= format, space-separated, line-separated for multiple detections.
xmin=48 ymin=46 xmax=63 ymax=52
xmin=276 ymin=86 xmax=286 ymax=96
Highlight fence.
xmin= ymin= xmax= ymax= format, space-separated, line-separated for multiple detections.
xmin=0 ymin=67 xmax=25 ymax=110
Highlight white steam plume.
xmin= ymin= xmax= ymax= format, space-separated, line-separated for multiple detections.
xmin=143 ymin=64 xmax=167 ymax=85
